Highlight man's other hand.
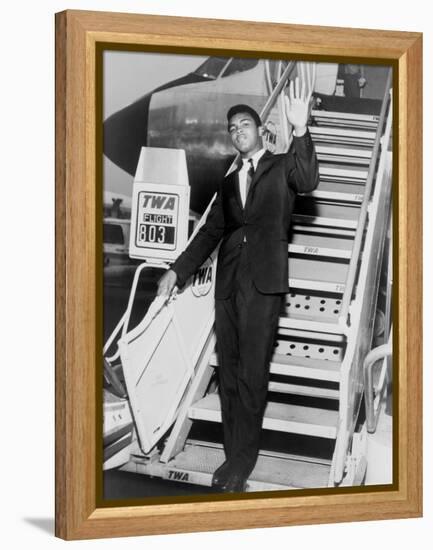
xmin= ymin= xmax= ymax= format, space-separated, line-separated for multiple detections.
xmin=157 ymin=269 xmax=178 ymax=298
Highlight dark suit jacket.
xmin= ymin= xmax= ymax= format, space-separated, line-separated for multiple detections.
xmin=172 ymin=131 xmax=319 ymax=299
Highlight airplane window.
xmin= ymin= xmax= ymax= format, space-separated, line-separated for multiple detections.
xmin=222 ymin=58 xmax=259 ymax=77
xmin=103 ymin=223 xmax=125 ymax=245
xmin=193 ymin=57 xmax=230 ymax=79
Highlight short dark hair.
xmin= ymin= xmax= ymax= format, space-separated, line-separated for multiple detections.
xmin=227 ymin=104 xmax=262 ymax=129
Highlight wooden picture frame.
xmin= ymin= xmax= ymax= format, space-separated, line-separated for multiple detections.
xmin=55 ymin=9 xmax=422 ymax=540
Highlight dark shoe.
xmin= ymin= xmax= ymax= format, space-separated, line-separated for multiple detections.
xmin=212 ymin=460 xmax=231 ymax=488
xmin=220 ymin=471 xmax=248 ymax=493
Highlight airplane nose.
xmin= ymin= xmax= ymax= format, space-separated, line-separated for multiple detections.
xmin=103 ymin=91 xmax=153 ymax=176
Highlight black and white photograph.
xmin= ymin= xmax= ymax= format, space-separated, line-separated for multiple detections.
xmin=3 ymin=0 xmax=430 ymax=545
xmin=101 ymin=50 xmax=393 ymax=500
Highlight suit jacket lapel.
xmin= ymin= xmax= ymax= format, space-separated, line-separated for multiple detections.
xmin=225 ymin=150 xmax=276 ymax=212
xmin=250 ymin=150 xmax=275 ymax=191
xmin=224 ymin=166 xmax=243 ymax=212
xmin=234 ymin=170 xmax=243 ymax=211
xmin=244 ymin=151 xmax=277 ymax=211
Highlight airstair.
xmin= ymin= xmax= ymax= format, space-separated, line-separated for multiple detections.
xmin=103 ymin=62 xmax=393 ymax=491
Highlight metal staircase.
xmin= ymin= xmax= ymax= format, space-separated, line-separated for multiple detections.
xmin=103 ymin=63 xmax=393 ymax=491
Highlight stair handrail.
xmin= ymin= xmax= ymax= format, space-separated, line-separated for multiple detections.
xmin=339 ymin=71 xmax=392 ymax=326
xmin=363 ymin=328 xmax=393 ymax=433
xmin=103 ymin=260 xmax=170 ymax=362
xmin=260 ymin=60 xmax=296 ymax=123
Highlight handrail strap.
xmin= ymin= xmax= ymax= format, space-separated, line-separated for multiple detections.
xmin=363 ymin=328 xmax=393 ymax=433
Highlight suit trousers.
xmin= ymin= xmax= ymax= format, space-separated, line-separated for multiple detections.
xmin=214 ymin=243 xmax=283 ymax=477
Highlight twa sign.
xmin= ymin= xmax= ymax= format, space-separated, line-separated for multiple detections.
xmin=191 ymin=258 xmax=213 ymax=297
xmin=129 ymin=147 xmax=190 ymax=262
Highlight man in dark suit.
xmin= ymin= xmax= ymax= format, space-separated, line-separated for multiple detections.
xmin=158 ymin=77 xmax=319 ymax=492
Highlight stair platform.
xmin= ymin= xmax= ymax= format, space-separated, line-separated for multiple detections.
xmin=123 ymin=442 xmax=332 ymax=491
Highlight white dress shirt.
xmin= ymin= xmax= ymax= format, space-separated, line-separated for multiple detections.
xmin=238 ymin=148 xmax=266 ymax=207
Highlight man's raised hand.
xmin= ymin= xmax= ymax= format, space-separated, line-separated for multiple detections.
xmin=284 ymin=62 xmax=316 ymax=136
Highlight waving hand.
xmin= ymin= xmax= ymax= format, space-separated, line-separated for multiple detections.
xmin=284 ymin=62 xmax=316 ymax=136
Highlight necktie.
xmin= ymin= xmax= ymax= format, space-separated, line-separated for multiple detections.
xmin=245 ymin=158 xmax=254 ymax=200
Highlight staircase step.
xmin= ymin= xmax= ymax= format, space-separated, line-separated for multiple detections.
xmin=291 ymin=224 xmax=356 ymax=238
xmin=268 ymin=381 xmax=339 ymax=400
xmin=189 ymin=393 xmax=339 ymax=439
xmin=309 ymin=125 xmax=376 ymax=148
xmin=289 ymin=232 xmax=353 ymax=259
xmin=210 ymin=352 xmax=341 ymax=382
xmin=292 ymin=215 xmax=357 ymax=230
xmin=293 ymin=199 xmax=360 ymax=229
xmin=284 ymin=292 xmax=343 ymax=324
xmin=288 ymin=279 xmax=346 ymax=294
xmin=290 ymin=231 xmax=354 ymax=250
xmin=319 ymin=164 xmax=368 ymax=184
xmin=295 ymin=198 xmax=360 ymax=219
xmin=315 ymin=144 xmax=372 ymax=165
xmin=311 ymin=109 xmax=380 ymax=130
xmin=289 ymin=244 xmax=351 ymax=260
xmin=278 ymin=316 xmax=344 ymax=335
xmin=288 ymin=257 xmax=348 ymax=293
xmin=308 ymin=180 xmax=365 ymax=203
xmin=270 ymin=353 xmax=341 ymax=382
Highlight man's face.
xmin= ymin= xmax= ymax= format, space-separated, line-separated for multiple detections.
xmin=228 ymin=112 xmax=262 ymax=158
